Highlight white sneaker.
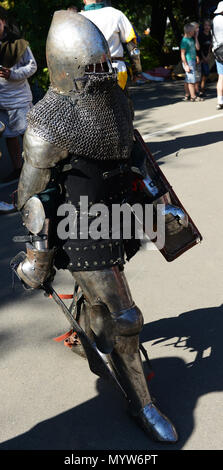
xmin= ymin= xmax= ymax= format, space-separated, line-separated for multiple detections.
xmin=0 ymin=201 xmax=15 ymax=213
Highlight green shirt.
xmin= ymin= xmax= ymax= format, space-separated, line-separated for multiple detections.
xmin=180 ymin=36 xmax=196 ymax=62
xmin=84 ymin=2 xmax=105 ymax=10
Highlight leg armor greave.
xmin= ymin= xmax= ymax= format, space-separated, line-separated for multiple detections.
xmin=72 ymin=267 xmax=178 ymax=443
xmin=109 ymin=333 xmax=151 ymax=414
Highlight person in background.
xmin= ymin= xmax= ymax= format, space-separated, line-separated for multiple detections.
xmin=212 ymin=2 xmax=223 ymax=109
xmin=198 ymin=19 xmax=212 ymax=97
xmin=0 ymin=119 xmax=15 ymax=213
xmin=180 ymin=23 xmax=203 ymax=101
xmin=67 ymin=5 xmax=78 ymax=12
xmin=191 ymin=21 xmax=202 ymax=97
xmin=0 ymin=6 xmax=37 ymax=183
xmin=80 ymin=0 xmax=142 ymax=90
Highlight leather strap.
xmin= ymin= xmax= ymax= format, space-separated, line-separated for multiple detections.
xmin=111 ymin=57 xmax=125 ymax=62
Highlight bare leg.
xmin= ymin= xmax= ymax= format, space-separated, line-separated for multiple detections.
xmin=195 ymin=81 xmax=200 ymax=94
xmin=184 ymin=82 xmax=189 ymax=97
xmin=217 ymin=74 xmax=223 ymax=104
xmin=188 ymin=83 xmax=196 ymax=99
xmin=200 ymin=75 xmax=206 ymax=92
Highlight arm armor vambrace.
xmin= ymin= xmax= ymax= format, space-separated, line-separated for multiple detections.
xmin=21 ymin=196 xmax=46 ymax=236
xmin=17 ymin=162 xmax=51 ymax=210
xmin=16 ymin=128 xmax=68 ymax=288
xmin=17 ymin=127 xmax=68 ymax=210
xmin=125 ymin=40 xmax=142 ymax=75
xmin=16 ymin=195 xmax=55 ymax=288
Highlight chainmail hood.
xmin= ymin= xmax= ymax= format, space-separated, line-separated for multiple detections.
xmin=27 ymin=74 xmax=133 ymax=161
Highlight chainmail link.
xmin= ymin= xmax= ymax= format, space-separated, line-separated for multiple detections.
xmin=27 ymin=75 xmax=133 ymax=160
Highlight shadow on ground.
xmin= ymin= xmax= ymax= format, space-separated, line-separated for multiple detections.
xmin=130 ymin=80 xmax=216 ymax=112
xmin=0 ymin=304 xmax=222 ymax=450
xmin=147 ymin=130 xmax=223 ymax=161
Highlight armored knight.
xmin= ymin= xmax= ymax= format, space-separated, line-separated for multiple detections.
xmin=14 ymin=10 xmax=181 ymax=444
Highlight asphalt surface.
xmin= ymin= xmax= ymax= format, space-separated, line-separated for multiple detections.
xmin=0 ymin=79 xmax=222 ymax=451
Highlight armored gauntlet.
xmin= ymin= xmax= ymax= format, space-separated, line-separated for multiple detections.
xmin=17 ymin=245 xmax=55 ymax=289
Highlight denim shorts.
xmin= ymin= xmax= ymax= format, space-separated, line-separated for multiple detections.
xmin=182 ymin=60 xmax=196 ymax=84
xmin=216 ymin=60 xmax=223 ymax=75
xmin=0 ymin=103 xmax=32 ymax=137
xmin=195 ymin=63 xmax=201 ymax=82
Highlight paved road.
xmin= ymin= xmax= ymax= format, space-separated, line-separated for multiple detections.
xmin=0 ymin=80 xmax=222 ymax=451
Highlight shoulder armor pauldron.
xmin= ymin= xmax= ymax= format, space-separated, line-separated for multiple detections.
xmin=23 ymin=127 xmax=69 ymax=169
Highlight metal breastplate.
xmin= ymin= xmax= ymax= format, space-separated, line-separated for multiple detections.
xmin=27 ymin=75 xmax=133 ymax=160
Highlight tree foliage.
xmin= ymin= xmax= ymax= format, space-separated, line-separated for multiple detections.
xmin=0 ymin=0 xmax=203 ymax=88
xmin=0 ymin=0 xmax=83 ymax=69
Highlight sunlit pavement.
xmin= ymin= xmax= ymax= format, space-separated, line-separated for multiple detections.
xmin=0 ymin=79 xmax=222 ymax=450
